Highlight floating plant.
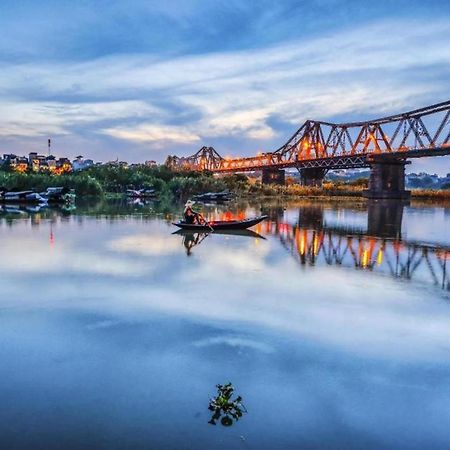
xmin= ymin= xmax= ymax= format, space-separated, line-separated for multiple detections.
xmin=208 ymin=383 xmax=247 ymax=426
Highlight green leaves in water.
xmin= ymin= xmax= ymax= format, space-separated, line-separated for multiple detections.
xmin=208 ymin=383 xmax=247 ymax=426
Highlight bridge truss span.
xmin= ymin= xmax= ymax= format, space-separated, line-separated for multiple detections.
xmin=219 ymin=100 xmax=450 ymax=172
xmin=166 ymin=100 xmax=450 ymax=173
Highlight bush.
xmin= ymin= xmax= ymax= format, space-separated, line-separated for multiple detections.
xmin=0 ymin=171 xmax=103 ymax=196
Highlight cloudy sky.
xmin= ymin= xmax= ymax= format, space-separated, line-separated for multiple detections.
xmin=1 ymin=0 xmax=450 ymax=173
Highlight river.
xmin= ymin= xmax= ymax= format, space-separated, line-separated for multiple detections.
xmin=0 ymin=198 xmax=449 ymax=449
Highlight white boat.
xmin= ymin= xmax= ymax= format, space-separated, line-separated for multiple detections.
xmin=40 ymin=187 xmax=76 ymax=204
xmin=1 ymin=191 xmax=48 ymax=204
xmin=126 ymin=188 xmax=156 ymax=199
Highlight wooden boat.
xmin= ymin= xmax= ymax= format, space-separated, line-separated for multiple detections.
xmin=172 ymin=215 xmax=267 ymax=231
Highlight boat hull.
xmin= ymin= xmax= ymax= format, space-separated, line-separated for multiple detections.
xmin=172 ymin=215 xmax=267 ymax=231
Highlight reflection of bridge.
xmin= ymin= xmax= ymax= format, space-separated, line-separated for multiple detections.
xmin=253 ymin=201 xmax=450 ymax=290
xmin=251 ymin=210 xmax=450 ymax=290
xmin=166 ymin=101 xmax=450 ymax=199
xmin=260 ymin=220 xmax=449 ymax=290
xmin=202 ymin=202 xmax=449 ymax=290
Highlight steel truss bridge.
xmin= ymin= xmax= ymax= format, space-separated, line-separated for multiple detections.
xmin=256 ymin=220 xmax=450 ymax=291
xmin=166 ymin=100 xmax=450 ymax=172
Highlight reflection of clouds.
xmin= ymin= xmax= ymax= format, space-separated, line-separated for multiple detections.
xmin=109 ymin=234 xmax=180 ymax=256
xmin=0 ymin=233 xmax=149 ymax=277
xmin=193 ymin=335 xmax=274 ymax=354
xmin=198 ymin=244 xmax=269 ymax=272
xmin=1 ymin=217 xmax=450 ymax=364
xmin=93 ymin=259 xmax=450 ymax=362
xmin=85 ymin=319 xmax=124 ymax=330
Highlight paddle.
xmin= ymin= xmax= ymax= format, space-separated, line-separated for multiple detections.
xmin=197 ymin=212 xmax=214 ymax=231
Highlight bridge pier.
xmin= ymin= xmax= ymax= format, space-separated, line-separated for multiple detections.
xmin=364 ymin=160 xmax=411 ymax=200
xmin=298 ymin=205 xmax=324 ymax=228
xmin=367 ymin=199 xmax=406 ymax=239
xmin=262 ymin=168 xmax=285 ymax=185
xmin=299 ymin=168 xmax=327 ymax=187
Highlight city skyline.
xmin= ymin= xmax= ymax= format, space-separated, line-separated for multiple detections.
xmin=1 ymin=0 xmax=450 ymax=173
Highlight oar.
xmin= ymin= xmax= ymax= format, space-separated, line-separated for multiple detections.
xmin=198 ymin=212 xmax=214 ymax=231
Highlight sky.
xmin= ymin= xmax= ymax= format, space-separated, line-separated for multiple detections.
xmin=0 ymin=0 xmax=450 ymax=174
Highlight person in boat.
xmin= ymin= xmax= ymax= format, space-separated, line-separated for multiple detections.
xmin=183 ymin=200 xmax=201 ymax=224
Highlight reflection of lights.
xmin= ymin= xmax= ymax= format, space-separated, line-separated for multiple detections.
xmin=300 ymin=235 xmax=306 ymax=255
xmin=376 ymin=249 xmax=383 ymax=266
xmin=49 ymin=224 xmax=55 ymax=246
xmin=362 ymin=249 xmax=369 ymax=268
xmin=253 ymin=218 xmax=447 ymax=289
xmin=436 ymin=250 xmax=450 ymax=261
xmin=313 ymin=234 xmax=320 ymax=255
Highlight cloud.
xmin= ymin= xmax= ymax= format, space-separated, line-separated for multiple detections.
xmin=0 ymin=100 xmax=157 ymax=137
xmin=0 ymin=16 xmax=449 ymax=166
xmin=207 ymin=109 xmax=276 ymax=139
xmin=101 ymin=123 xmax=200 ymax=145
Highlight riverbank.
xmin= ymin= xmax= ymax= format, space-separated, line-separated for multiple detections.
xmin=1 ymin=167 xmax=449 ymax=201
xmin=243 ymin=182 xmax=450 ymax=200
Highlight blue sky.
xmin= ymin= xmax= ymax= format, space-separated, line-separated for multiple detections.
xmin=1 ymin=0 xmax=450 ymax=173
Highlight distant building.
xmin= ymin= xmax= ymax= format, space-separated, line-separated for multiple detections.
xmin=29 ymin=152 xmax=48 ymax=172
xmin=72 ymin=155 xmax=94 ymax=171
xmin=55 ymin=158 xmax=72 ymax=174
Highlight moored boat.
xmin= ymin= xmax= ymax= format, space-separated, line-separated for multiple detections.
xmin=126 ymin=188 xmax=157 ymax=199
xmin=172 ymin=215 xmax=267 ymax=231
xmin=1 ymin=190 xmax=47 ymax=204
xmin=40 ymin=187 xmax=76 ymax=204
xmin=192 ymin=191 xmax=233 ymax=202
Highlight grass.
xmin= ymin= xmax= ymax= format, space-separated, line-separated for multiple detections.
xmin=410 ymin=189 xmax=450 ymax=200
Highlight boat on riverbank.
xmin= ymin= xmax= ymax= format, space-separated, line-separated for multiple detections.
xmin=0 ymin=190 xmax=47 ymax=204
xmin=40 ymin=187 xmax=76 ymax=204
xmin=126 ymin=188 xmax=157 ymax=199
xmin=0 ymin=187 xmax=76 ymax=205
xmin=192 ymin=191 xmax=233 ymax=202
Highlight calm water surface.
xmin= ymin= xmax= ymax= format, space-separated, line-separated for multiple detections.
xmin=0 ymin=199 xmax=449 ymax=449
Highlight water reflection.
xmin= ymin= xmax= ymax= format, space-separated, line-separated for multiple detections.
xmin=179 ymin=232 xmax=209 ymax=256
xmin=1 ymin=199 xmax=449 ymax=290
xmin=257 ymin=201 xmax=449 ymax=290
xmin=1 ymin=198 xmax=450 ymax=449
xmin=174 ymin=229 xmax=265 ymax=256
xmin=184 ymin=200 xmax=450 ymax=290
xmin=263 ymin=221 xmax=449 ymax=289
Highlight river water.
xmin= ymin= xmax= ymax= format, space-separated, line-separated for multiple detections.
xmin=0 ymin=198 xmax=449 ymax=449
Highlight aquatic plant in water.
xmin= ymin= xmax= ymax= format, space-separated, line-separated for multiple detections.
xmin=208 ymin=383 xmax=247 ymax=426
